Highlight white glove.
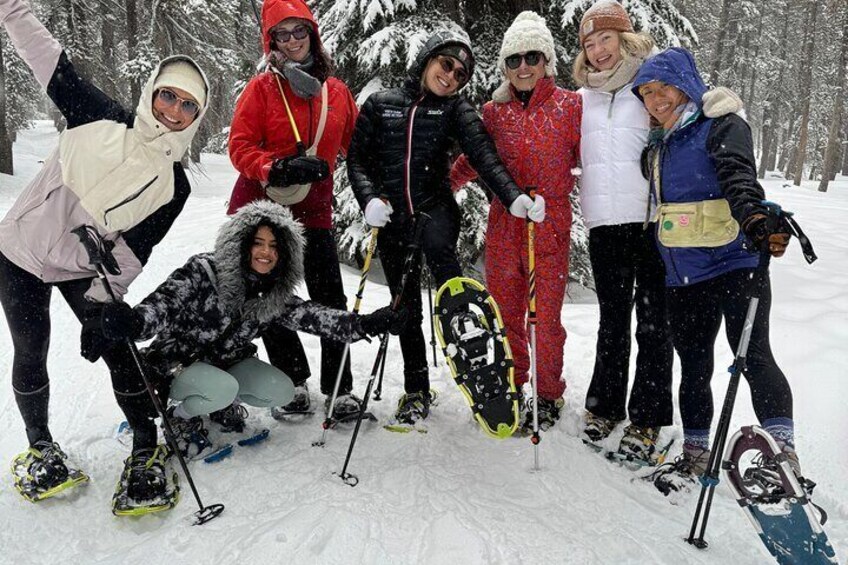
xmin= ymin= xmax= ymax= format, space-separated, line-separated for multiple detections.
xmin=364 ymin=198 xmax=393 ymax=227
xmin=509 ymin=194 xmax=546 ymax=222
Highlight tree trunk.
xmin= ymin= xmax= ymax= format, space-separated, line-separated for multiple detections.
xmin=126 ymin=0 xmax=140 ymax=105
xmin=710 ymin=0 xmax=733 ymax=84
xmin=793 ymin=0 xmax=819 ymax=186
xmin=0 ymin=35 xmax=13 ymax=176
xmin=818 ymin=0 xmax=848 ymax=192
xmin=100 ymin=0 xmax=118 ymax=98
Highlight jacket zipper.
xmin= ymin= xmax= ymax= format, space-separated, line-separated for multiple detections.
xmin=404 ymin=96 xmax=425 ymax=214
xmin=103 ymin=176 xmax=158 ymax=227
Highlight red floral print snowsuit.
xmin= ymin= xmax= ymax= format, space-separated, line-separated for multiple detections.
xmin=451 ymin=77 xmax=581 ymax=400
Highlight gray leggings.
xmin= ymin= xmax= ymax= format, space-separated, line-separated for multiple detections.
xmin=171 ymin=357 xmax=295 ymax=417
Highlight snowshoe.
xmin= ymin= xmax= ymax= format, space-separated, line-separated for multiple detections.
xmin=723 ymin=425 xmax=837 ymax=564
xmin=434 ymin=277 xmax=519 ymax=439
xmin=112 ymin=445 xmax=179 ymax=517
xmin=384 ymin=391 xmax=437 ymax=434
xmin=271 ymin=383 xmax=314 ymax=419
xmin=606 ymin=425 xmax=671 ymax=468
xmin=11 ymin=442 xmax=89 ymax=502
xmin=581 ymin=412 xmax=617 ymax=451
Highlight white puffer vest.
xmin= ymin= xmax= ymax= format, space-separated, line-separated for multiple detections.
xmin=579 ymin=85 xmax=652 ymax=230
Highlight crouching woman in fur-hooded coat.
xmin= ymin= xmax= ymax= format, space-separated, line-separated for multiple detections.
xmin=97 ymin=201 xmax=403 ymax=498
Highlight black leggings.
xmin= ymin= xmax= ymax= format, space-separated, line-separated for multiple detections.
xmin=585 ymin=223 xmax=673 ymax=427
xmin=666 ymin=268 xmax=793 ymax=431
xmin=0 ymin=251 xmax=157 ymax=450
xmin=261 ymin=228 xmax=352 ymax=395
xmin=379 ymin=199 xmax=462 ymax=393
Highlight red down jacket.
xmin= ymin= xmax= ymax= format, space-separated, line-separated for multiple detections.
xmin=451 ymin=77 xmax=581 ymax=399
xmin=226 ymin=0 xmax=358 ymax=228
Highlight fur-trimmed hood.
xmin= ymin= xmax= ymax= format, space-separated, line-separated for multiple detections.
xmin=213 ymin=200 xmax=305 ymax=324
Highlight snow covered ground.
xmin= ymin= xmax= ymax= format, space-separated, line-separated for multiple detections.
xmin=0 ymin=122 xmax=845 ymax=564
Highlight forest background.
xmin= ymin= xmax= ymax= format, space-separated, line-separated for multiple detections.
xmin=1 ymin=0 xmax=846 ymax=289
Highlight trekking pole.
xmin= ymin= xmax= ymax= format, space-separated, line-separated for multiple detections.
xmin=72 ymin=225 xmax=224 ymax=526
xmin=313 ymin=227 xmax=379 ymax=447
xmin=686 ymin=252 xmax=770 ymax=548
xmin=526 ymin=187 xmax=541 ymax=471
xmin=372 ymin=341 xmax=388 ymax=401
xmin=338 ymin=213 xmax=430 ymax=487
xmin=427 ymin=266 xmax=438 ymax=367
xmin=686 ymin=200 xmax=817 ymax=548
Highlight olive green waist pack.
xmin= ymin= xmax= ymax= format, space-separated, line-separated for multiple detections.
xmin=654 ymin=198 xmax=740 ymax=248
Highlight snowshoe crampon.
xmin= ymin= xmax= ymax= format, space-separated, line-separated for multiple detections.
xmin=112 ymin=445 xmax=180 ymax=517
xmin=434 ymin=277 xmax=519 ymax=439
xmin=723 ymin=425 xmax=837 ymax=564
xmin=11 ymin=446 xmax=89 ymax=502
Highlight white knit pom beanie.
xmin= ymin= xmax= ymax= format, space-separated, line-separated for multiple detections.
xmin=498 ymin=11 xmax=557 ymax=77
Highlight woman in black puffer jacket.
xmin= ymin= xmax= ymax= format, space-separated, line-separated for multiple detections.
xmin=348 ymin=30 xmax=544 ymax=430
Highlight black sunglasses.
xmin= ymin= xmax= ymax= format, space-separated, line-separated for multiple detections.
xmin=156 ymin=88 xmax=200 ymax=116
xmin=272 ymin=25 xmax=309 ymax=44
xmin=505 ymin=51 xmax=544 ymax=70
xmin=438 ymin=56 xmax=469 ymax=85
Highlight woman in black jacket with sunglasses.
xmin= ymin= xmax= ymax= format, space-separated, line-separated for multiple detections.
xmin=348 ymin=30 xmax=543 ymax=431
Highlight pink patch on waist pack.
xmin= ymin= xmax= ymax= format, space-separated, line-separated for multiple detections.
xmin=679 ymin=215 xmax=691 ymax=227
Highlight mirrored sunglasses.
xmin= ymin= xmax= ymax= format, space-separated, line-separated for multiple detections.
xmin=438 ymin=56 xmax=469 ymax=85
xmin=272 ymin=25 xmax=309 ymax=44
xmin=156 ymin=88 xmax=200 ymax=116
xmin=505 ymin=51 xmax=544 ymax=70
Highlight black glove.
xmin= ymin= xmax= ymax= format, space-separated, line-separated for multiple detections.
xmin=742 ymin=213 xmax=791 ymax=258
xmin=100 ymin=301 xmax=144 ymax=341
xmin=80 ymin=308 xmax=110 ymax=363
xmin=358 ymin=305 xmax=409 ymax=337
xmin=268 ymin=155 xmax=330 ymax=187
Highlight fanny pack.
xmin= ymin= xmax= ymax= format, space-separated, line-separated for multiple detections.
xmin=650 ymin=147 xmax=740 ymax=248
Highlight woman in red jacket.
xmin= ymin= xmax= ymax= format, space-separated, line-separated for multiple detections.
xmin=227 ymin=0 xmax=359 ymax=419
xmin=452 ymin=12 xmax=581 ymax=432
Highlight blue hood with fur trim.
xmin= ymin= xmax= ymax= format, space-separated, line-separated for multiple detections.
xmin=631 ymin=48 xmax=708 ymax=108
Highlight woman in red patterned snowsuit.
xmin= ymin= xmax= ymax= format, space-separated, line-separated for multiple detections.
xmin=451 ymin=12 xmax=581 ymax=430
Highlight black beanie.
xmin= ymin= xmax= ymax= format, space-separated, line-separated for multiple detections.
xmin=435 ymin=44 xmax=473 ymax=72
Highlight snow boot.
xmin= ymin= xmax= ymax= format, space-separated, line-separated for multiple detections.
xmin=165 ymin=407 xmax=212 ymax=459
xmin=209 ymin=403 xmax=248 ymax=434
xmin=614 ymin=425 xmax=664 ymax=467
xmin=651 ymin=446 xmax=711 ymax=498
xmin=271 ymin=382 xmax=312 ymax=418
xmin=385 ymin=391 xmax=433 ymax=432
xmin=325 ymin=393 xmax=363 ymax=421
xmin=522 ymin=396 xmax=564 ymax=432
xmin=581 ymin=411 xmax=616 ymax=447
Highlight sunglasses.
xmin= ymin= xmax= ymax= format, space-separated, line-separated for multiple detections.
xmin=156 ymin=88 xmax=200 ymax=116
xmin=272 ymin=25 xmax=309 ymax=44
xmin=505 ymin=51 xmax=544 ymax=70
xmin=438 ymin=56 xmax=469 ymax=85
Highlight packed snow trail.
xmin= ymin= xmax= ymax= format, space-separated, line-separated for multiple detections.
xmin=0 ymin=123 xmax=845 ymax=564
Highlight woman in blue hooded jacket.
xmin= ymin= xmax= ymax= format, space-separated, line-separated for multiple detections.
xmin=630 ymin=48 xmax=800 ymax=496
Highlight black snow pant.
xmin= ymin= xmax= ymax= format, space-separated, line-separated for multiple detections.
xmin=584 ymin=223 xmax=674 ymax=427
xmin=0 ymin=251 xmax=158 ymax=452
xmin=666 ymin=267 xmax=793 ymax=431
xmin=378 ymin=199 xmax=462 ymax=394
xmin=262 ymin=228 xmax=352 ymax=396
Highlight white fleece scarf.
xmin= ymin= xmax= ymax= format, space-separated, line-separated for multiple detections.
xmin=58 ymin=56 xmax=209 ymax=232
xmin=582 ymin=52 xmax=644 ymax=93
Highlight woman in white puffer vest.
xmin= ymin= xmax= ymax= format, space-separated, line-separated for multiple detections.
xmin=574 ymin=0 xmax=741 ymax=465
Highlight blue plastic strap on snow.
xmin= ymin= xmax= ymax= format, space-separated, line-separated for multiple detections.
xmin=699 ymin=474 xmax=720 ymax=488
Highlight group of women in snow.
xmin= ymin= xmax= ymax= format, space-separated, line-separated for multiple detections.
xmin=0 ymin=0 xmax=806 ymax=512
